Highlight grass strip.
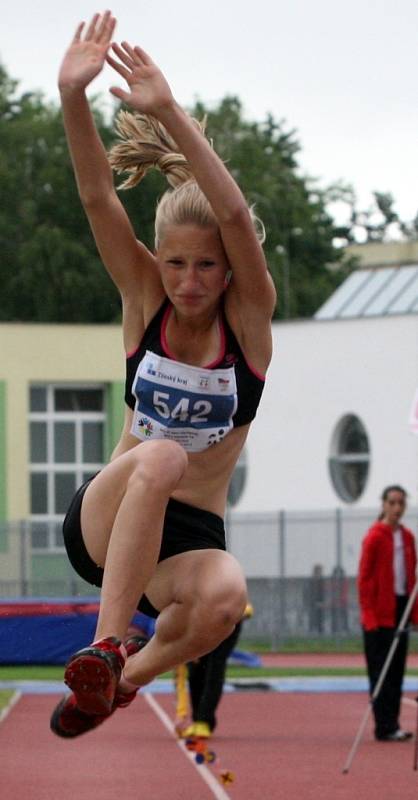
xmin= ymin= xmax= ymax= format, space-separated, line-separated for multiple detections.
xmin=0 ymin=665 xmax=384 ymax=681
xmin=0 ymin=690 xmax=15 ymax=712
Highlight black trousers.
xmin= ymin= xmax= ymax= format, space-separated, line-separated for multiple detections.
xmin=363 ymin=595 xmax=409 ymax=739
xmin=187 ymin=622 xmax=242 ymax=731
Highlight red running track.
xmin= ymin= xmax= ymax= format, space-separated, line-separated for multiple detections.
xmin=2 ymin=689 xmax=418 ymax=799
xmin=261 ymin=652 xmax=418 ymax=668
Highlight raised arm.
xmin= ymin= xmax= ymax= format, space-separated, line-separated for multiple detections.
xmin=58 ymin=13 xmax=157 ymax=298
xmin=107 ymin=42 xmax=277 ymax=322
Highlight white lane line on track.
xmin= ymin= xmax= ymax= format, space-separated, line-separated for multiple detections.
xmin=144 ymin=693 xmax=232 ymax=800
xmin=0 ymin=690 xmax=22 ymax=724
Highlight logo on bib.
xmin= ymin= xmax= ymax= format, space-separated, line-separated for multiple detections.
xmin=137 ymin=416 xmax=154 ymax=437
xmin=207 ymin=429 xmax=226 ymax=446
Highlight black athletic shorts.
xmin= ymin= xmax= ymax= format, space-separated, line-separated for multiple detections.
xmin=62 ymin=475 xmax=226 ymax=618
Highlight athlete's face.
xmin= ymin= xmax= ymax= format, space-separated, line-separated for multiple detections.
xmin=157 ymin=224 xmax=229 ymax=316
xmin=381 ymin=490 xmax=406 ymax=527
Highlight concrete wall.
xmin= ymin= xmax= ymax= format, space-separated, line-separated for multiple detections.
xmin=346 ymin=240 xmax=418 ymax=268
xmin=0 ymin=315 xmax=418 ymax=586
xmin=0 ymin=323 xmax=123 ymax=519
xmin=241 ymin=313 xmax=418 ymax=512
xmin=1 ymin=314 xmax=417 ymax=522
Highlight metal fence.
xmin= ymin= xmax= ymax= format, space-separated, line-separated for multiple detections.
xmin=227 ymin=505 xmax=418 ymax=646
xmin=1 ymin=506 xmax=418 ymax=648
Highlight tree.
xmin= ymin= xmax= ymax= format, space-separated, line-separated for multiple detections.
xmin=0 ymin=70 xmax=350 ymax=322
xmin=189 ymin=96 xmax=350 ymax=318
xmin=0 ymin=65 xmax=121 ymax=322
xmin=325 ymin=182 xmax=418 ymax=245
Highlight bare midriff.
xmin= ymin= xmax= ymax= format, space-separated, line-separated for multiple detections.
xmin=111 ymin=407 xmax=250 ymax=517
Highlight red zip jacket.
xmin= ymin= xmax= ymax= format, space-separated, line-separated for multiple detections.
xmin=358 ymin=521 xmax=418 ymax=631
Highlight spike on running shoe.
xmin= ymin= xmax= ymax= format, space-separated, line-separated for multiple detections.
xmin=64 ymin=636 xmax=126 ymax=716
xmin=51 ymin=636 xmax=147 ymax=738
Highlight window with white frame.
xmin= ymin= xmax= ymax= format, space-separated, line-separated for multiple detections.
xmin=29 ymin=385 xmax=106 ymax=550
xmin=328 ymin=414 xmax=370 ymax=503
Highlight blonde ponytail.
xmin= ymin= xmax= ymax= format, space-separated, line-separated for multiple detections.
xmin=108 ymin=109 xmax=266 ymax=248
xmin=108 ymin=111 xmax=205 ymax=189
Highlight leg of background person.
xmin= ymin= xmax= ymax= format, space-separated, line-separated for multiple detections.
xmin=386 ymin=628 xmax=409 ymax=728
xmin=190 ymin=622 xmax=243 ymax=730
xmin=187 ymin=657 xmax=208 ymax=721
xmin=364 ymin=627 xmax=398 ymax=737
xmin=388 ymin=594 xmax=410 ymax=729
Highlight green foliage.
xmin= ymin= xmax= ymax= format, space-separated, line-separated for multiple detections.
xmin=326 ymin=182 xmax=418 ymax=244
xmin=0 ymin=689 xmax=14 ymax=712
xmin=0 ymin=71 xmax=121 ymax=322
xmin=2 ymin=65 xmax=414 ymax=323
xmin=191 ymin=96 xmax=349 ymax=319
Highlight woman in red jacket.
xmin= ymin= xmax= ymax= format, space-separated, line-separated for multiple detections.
xmin=358 ymin=485 xmax=418 ymax=741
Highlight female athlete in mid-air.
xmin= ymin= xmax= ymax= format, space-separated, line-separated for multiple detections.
xmin=51 ymin=10 xmax=275 ymax=737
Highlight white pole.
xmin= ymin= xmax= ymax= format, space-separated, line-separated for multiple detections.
xmin=342 ymin=579 xmax=418 ymax=774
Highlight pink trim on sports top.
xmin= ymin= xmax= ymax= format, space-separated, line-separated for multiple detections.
xmin=161 ymin=303 xmax=227 ymax=369
xmin=126 ymin=344 xmax=140 ymax=358
xmin=246 ymin=362 xmax=266 ymax=382
xmin=126 ymin=301 xmax=266 ymax=380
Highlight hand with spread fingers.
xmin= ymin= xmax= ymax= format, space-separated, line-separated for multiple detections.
xmin=58 ymin=10 xmax=116 ymax=91
xmin=107 ymin=41 xmax=174 ymax=115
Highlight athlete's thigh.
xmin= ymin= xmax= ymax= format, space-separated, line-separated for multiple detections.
xmin=80 ymin=440 xmax=185 ymax=566
xmin=78 ymin=446 xmax=154 ymax=566
xmin=80 ymin=451 xmax=136 ymax=538
xmin=145 ymin=549 xmax=246 ymax=612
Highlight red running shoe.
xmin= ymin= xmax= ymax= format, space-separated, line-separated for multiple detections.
xmin=124 ymin=634 xmax=149 ymax=658
xmin=64 ymin=636 xmax=126 ymax=715
xmin=50 ymin=636 xmax=147 ymax=738
xmin=50 ymin=685 xmax=138 ymax=738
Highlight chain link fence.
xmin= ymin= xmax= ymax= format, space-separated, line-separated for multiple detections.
xmin=1 ymin=505 xmax=418 ymax=648
xmin=227 ymin=505 xmax=418 ymax=646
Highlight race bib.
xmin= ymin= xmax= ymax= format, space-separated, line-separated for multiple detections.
xmin=130 ymin=350 xmax=238 ymax=452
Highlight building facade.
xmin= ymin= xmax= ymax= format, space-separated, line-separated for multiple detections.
xmin=1 ymin=242 xmax=417 ymax=594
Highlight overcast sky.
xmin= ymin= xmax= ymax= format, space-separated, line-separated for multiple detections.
xmin=3 ymin=0 xmax=418 ymax=226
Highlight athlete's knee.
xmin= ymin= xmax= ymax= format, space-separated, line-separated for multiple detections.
xmin=210 ymin=583 xmax=247 ymax=630
xmin=192 ymin=578 xmax=247 ymax=647
xmin=127 ymin=440 xmax=188 ymax=494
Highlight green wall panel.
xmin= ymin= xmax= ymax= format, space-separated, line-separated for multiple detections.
xmin=104 ymin=382 xmax=125 ymax=461
xmin=31 ymin=553 xmax=99 ymax=597
xmin=0 ymin=382 xmax=7 ymax=551
xmin=0 ymin=381 xmax=6 ymax=520
xmin=32 ymin=553 xmax=70 ymax=580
